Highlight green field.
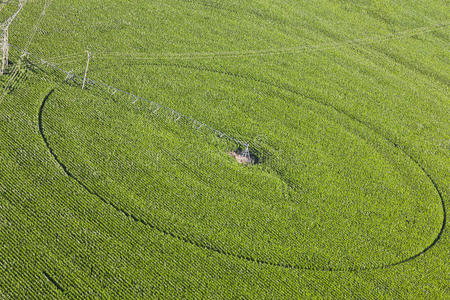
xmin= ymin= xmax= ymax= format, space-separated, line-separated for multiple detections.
xmin=0 ymin=0 xmax=448 ymax=298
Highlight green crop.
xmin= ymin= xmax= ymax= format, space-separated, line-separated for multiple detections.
xmin=0 ymin=0 xmax=448 ymax=298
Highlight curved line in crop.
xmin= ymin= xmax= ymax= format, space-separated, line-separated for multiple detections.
xmin=38 ymin=63 xmax=446 ymax=272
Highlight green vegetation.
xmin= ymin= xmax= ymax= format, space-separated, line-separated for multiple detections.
xmin=0 ymin=0 xmax=448 ymax=298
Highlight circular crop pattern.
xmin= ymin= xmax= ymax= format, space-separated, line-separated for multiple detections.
xmin=39 ymin=63 xmax=444 ymax=271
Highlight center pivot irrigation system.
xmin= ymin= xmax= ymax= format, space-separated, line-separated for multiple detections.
xmin=8 ymin=42 xmax=254 ymax=161
xmin=77 ymin=47 xmax=252 ymax=161
xmin=1 ymin=0 xmax=26 ymax=75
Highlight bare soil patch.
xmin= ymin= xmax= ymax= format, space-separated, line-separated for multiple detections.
xmin=229 ymin=151 xmax=253 ymax=164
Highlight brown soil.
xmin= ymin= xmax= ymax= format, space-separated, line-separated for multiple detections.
xmin=229 ymin=151 xmax=252 ymax=164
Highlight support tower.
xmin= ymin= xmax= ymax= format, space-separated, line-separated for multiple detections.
xmin=1 ymin=0 xmax=26 ymax=75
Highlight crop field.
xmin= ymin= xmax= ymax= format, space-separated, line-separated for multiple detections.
xmin=0 ymin=0 xmax=448 ymax=298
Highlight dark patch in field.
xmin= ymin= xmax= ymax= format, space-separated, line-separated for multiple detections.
xmin=43 ymin=271 xmax=64 ymax=292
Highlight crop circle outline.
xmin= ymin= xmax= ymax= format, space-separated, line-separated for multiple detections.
xmin=38 ymin=63 xmax=446 ymax=272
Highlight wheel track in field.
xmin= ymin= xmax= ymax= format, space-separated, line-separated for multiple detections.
xmin=47 ymin=23 xmax=449 ymax=64
xmin=38 ymin=62 xmax=446 ymax=272
xmin=23 ymin=0 xmax=53 ymax=52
